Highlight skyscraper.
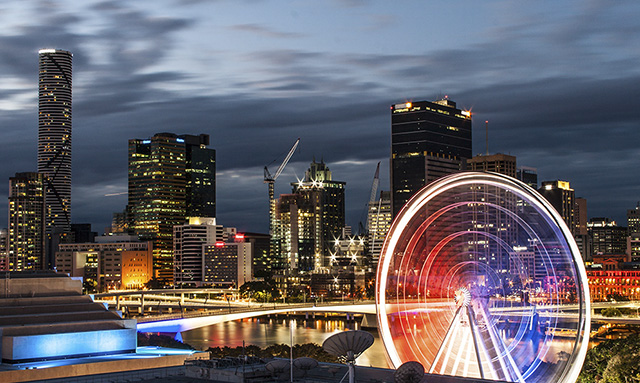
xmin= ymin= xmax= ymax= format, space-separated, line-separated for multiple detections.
xmin=183 ymin=134 xmax=216 ymax=218
xmin=574 ymin=197 xmax=590 ymax=261
xmin=390 ymin=98 xmax=472 ymax=217
xmin=516 ymin=166 xmax=538 ymax=189
xmin=367 ymin=190 xmax=391 ymax=269
xmin=8 ymin=172 xmax=46 ymax=270
xmin=173 ymin=217 xmax=226 ymax=285
xmin=467 ymin=153 xmax=517 ymax=177
xmin=128 ymin=133 xmax=215 ymax=284
xmin=467 ymin=154 xmax=518 ymax=276
xmin=274 ymin=159 xmax=345 ymax=272
xmin=628 ymin=203 xmax=640 ymax=234
xmin=588 ymin=218 xmax=627 ymax=256
xmin=37 ymin=49 xmax=72 ymax=235
xmin=538 ymin=180 xmax=576 ymax=235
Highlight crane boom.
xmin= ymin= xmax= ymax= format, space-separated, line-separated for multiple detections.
xmin=273 ymin=138 xmax=300 ymax=181
xmin=363 ymin=162 xmax=381 ymax=233
xmin=265 ymin=138 xmax=300 ymax=270
xmin=369 ymin=162 xmax=380 ymax=205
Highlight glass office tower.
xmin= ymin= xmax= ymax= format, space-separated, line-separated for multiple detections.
xmin=390 ymin=98 xmax=472 ymax=217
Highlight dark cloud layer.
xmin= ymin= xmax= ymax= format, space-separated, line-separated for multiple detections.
xmin=0 ymin=1 xmax=638 ymax=235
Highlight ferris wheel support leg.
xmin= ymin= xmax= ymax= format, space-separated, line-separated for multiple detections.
xmin=467 ymin=305 xmax=487 ymax=380
xmin=478 ymin=307 xmax=525 ymax=383
xmin=429 ymin=306 xmax=462 ymax=374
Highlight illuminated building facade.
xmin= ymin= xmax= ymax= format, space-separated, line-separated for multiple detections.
xmin=310 ymin=272 xmax=356 ymax=298
xmin=629 ymin=233 xmax=640 ymax=262
xmin=128 ymin=133 xmax=215 ymax=284
xmin=0 ymin=273 xmax=136 ymax=364
xmin=37 ymin=49 xmax=73 ymax=254
xmin=587 ymin=268 xmax=640 ymax=301
xmin=367 ymin=190 xmax=391 ymax=269
xmin=390 ymin=98 xmax=472 ymax=217
xmin=466 ymin=154 xmax=518 ymax=276
xmin=275 ymin=160 xmax=345 ymax=272
xmin=275 ymin=193 xmax=318 ymax=272
xmin=538 ymin=180 xmax=576 ymax=235
xmin=0 ymin=229 xmax=7 ymax=271
xmin=56 ymin=240 xmax=152 ymax=291
xmin=329 ymin=229 xmax=367 ymax=269
xmin=588 ymin=217 xmax=628 ymax=256
xmin=203 ymin=241 xmax=252 ymax=287
xmin=628 ymin=203 xmax=640 ymax=234
xmin=467 ymin=153 xmax=516 ymax=177
xmin=8 ymin=172 xmax=46 ymax=271
xmin=173 ymin=218 xmax=231 ymax=286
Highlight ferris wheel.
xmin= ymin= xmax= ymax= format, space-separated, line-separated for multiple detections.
xmin=376 ymin=172 xmax=590 ymax=383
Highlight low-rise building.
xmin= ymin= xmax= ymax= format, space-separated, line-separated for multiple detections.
xmin=56 ymin=239 xmax=152 ymax=291
xmin=203 ymin=240 xmax=252 ymax=288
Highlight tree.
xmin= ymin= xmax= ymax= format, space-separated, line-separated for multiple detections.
xmin=207 ymin=343 xmax=338 ymax=363
xmin=602 ymin=307 xmax=623 ymax=317
xmin=239 ymin=279 xmax=280 ymax=302
xmin=578 ymin=334 xmax=640 ymax=383
xmin=144 ymin=277 xmax=163 ymax=290
xmin=601 ymin=353 xmax=640 ymax=383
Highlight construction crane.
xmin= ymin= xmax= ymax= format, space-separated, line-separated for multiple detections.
xmin=264 ymin=138 xmax=300 ymax=236
xmin=357 ymin=161 xmax=381 ymax=235
xmin=365 ymin=162 xmax=380 ymax=232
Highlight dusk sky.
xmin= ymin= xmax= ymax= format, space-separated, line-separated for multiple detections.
xmin=0 ymin=0 xmax=639 ymax=234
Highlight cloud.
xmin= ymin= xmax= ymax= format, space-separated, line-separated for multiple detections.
xmin=229 ymin=24 xmax=303 ymax=39
xmin=0 ymin=0 xmax=639 ymax=235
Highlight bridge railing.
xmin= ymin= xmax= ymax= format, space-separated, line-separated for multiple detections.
xmin=135 ymin=300 xmax=375 ymax=324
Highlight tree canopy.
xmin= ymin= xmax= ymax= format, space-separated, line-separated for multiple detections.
xmin=578 ymin=334 xmax=640 ymax=383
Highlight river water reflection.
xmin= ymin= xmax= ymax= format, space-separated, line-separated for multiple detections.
xmin=181 ymin=317 xmax=389 ymax=368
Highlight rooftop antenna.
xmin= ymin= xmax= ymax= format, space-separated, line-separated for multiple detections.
xmin=322 ymin=330 xmax=374 ymax=383
xmin=485 ymin=120 xmax=489 ymax=155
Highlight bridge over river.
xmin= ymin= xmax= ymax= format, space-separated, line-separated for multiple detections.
xmin=135 ymin=298 xmax=640 ymax=336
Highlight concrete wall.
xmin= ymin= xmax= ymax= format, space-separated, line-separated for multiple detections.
xmin=0 ymin=352 xmax=208 ymax=383
xmin=0 ymin=276 xmax=82 ymax=298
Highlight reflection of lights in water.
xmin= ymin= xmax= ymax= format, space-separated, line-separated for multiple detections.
xmin=181 ymin=317 xmax=388 ymax=368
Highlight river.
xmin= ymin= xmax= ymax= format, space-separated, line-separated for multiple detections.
xmin=180 ymin=316 xmax=390 ymax=368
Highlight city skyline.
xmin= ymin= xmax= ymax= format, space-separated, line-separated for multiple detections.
xmin=0 ymin=1 xmax=639 ymax=233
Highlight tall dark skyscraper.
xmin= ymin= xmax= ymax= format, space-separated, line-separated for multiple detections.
xmin=37 ymin=49 xmax=72 ymax=235
xmin=390 ymin=98 xmax=472 ymax=217
xmin=538 ymin=180 xmax=576 ymax=235
xmin=128 ymin=133 xmax=215 ymax=284
xmin=183 ymin=134 xmax=216 ymax=218
xmin=628 ymin=203 xmax=640 ymax=234
xmin=517 ymin=166 xmax=538 ymax=189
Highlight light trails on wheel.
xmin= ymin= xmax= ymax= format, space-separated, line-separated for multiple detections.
xmin=376 ymin=172 xmax=590 ymax=383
